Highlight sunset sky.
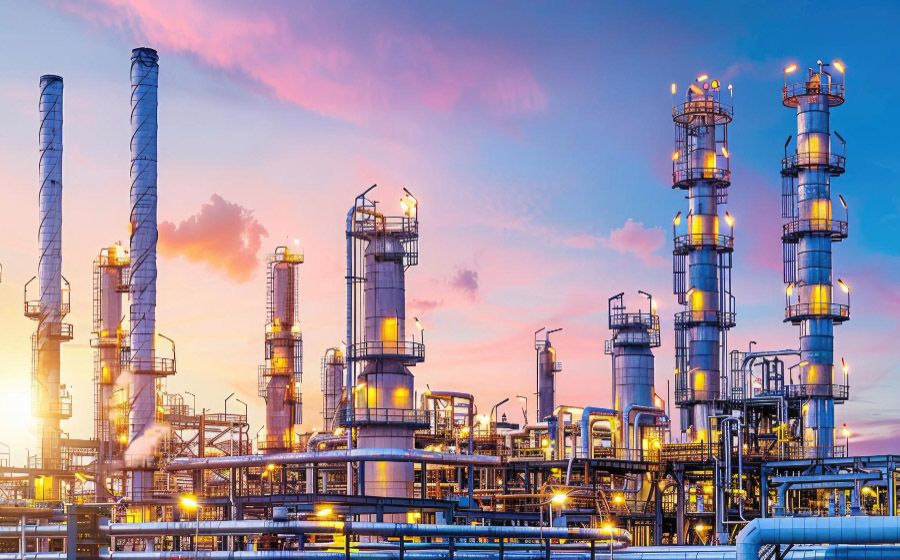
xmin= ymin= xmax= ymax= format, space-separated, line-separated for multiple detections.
xmin=0 ymin=1 xmax=898 ymax=462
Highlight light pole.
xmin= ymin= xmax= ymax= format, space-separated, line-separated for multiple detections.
xmin=415 ymin=317 xmax=425 ymax=345
xmin=548 ymin=492 xmax=567 ymax=527
xmin=256 ymin=425 xmax=265 ymax=453
xmin=236 ymin=399 xmax=248 ymax=454
xmin=180 ymin=495 xmax=200 ymax=559
xmin=842 ymin=423 xmax=851 ymax=456
xmin=491 ymin=398 xmax=509 ymax=426
xmin=517 ymin=395 xmax=528 ymax=426
xmin=158 ymin=333 xmax=176 ymax=370
xmin=225 ymin=393 xmax=235 ymax=456
xmin=603 ymin=524 xmax=615 ymax=558
xmin=185 ymin=391 xmax=196 ymax=414
xmin=534 ymin=327 xmax=545 ymax=422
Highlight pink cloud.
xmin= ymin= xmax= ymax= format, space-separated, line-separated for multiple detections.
xmin=159 ymin=194 xmax=268 ymax=283
xmin=450 ymin=268 xmax=480 ymax=300
xmin=608 ymin=218 xmax=666 ymax=267
xmin=59 ymin=0 xmax=546 ymax=124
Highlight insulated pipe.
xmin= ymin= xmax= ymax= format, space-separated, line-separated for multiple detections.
xmin=167 ymin=449 xmax=500 ymax=471
xmin=36 ymin=74 xmax=64 ymax=481
xmin=128 ymin=47 xmax=160 ymax=500
xmin=580 ymin=407 xmax=617 ymax=459
xmin=736 ymin=517 xmax=900 ymax=560
xmin=623 ymin=404 xmax=664 ymax=460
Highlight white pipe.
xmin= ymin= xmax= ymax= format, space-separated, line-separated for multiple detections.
xmin=167 ymin=448 xmax=500 ymax=471
xmin=579 ymin=407 xmax=617 ymax=459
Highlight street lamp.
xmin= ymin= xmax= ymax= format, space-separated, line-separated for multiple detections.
xmin=838 ymin=278 xmax=850 ymax=307
xmin=185 ymin=391 xmax=196 ymax=414
xmin=414 ymin=317 xmax=424 ymax=345
xmin=256 ymin=425 xmax=265 ymax=452
xmin=842 ymin=423 xmax=851 ymax=455
xmin=548 ymin=492 xmax=567 ymax=526
xmin=180 ymin=495 xmax=201 ymax=559
xmin=225 ymin=393 xmax=235 ymax=456
xmin=491 ymin=398 xmax=509 ymax=425
xmin=158 ymin=333 xmax=176 ymax=371
xmin=236 ymin=399 xmax=248 ymax=454
xmin=516 ymin=395 xmax=528 ymax=426
xmin=602 ymin=524 xmax=616 ymax=558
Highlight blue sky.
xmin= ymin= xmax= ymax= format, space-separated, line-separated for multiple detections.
xmin=0 ymin=1 xmax=897 ymax=460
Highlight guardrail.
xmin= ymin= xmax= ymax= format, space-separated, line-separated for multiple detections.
xmin=781 ymin=151 xmax=845 ymax=175
xmin=785 ymin=383 xmax=849 ymax=400
xmin=672 ymin=167 xmax=731 ymax=188
xmin=673 ymin=233 xmax=734 ymax=254
xmin=782 ymin=218 xmax=848 ymax=241
xmin=783 ymin=81 xmax=844 ymax=107
xmin=675 ymin=310 xmax=736 ymax=328
xmin=339 ymin=406 xmax=431 ymax=428
xmin=672 ymin=99 xmax=733 ymax=123
xmin=349 ymin=340 xmax=425 ymax=362
xmin=784 ymin=302 xmax=849 ymax=323
xmin=24 ymin=300 xmax=70 ymax=319
xmin=125 ymin=356 xmax=176 ymax=376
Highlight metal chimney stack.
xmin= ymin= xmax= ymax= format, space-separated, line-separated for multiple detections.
xmin=781 ymin=61 xmax=849 ymax=458
xmin=671 ymin=76 xmax=736 ymax=443
xmin=321 ymin=347 xmax=345 ymax=431
xmin=128 ymin=47 xmax=159 ymax=500
xmin=535 ymin=328 xmax=562 ymax=421
xmin=259 ymin=247 xmax=304 ymax=453
xmin=29 ymin=75 xmax=73 ymax=497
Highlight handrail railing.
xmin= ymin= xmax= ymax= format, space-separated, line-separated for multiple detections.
xmin=672 ymin=167 xmax=731 ymax=188
xmin=673 ymin=233 xmax=734 ymax=253
xmin=782 ymin=151 xmax=845 ymax=174
xmin=672 ymin=99 xmax=733 ymax=122
xmin=784 ymin=302 xmax=850 ymax=323
xmin=783 ymin=81 xmax=844 ymax=107
xmin=782 ymin=218 xmax=848 ymax=241
xmin=339 ymin=406 xmax=431 ymax=427
xmin=125 ymin=356 xmax=176 ymax=375
xmin=675 ymin=310 xmax=736 ymax=328
xmin=349 ymin=340 xmax=425 ymax=362
xmin=785 ymin=384 xmax=849 ymax=400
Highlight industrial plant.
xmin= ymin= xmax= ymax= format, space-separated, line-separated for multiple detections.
xmin=2 ymin=48 xmax=897 ymax=559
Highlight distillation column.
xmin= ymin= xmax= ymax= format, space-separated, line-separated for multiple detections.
xmin=29 ymin=75 xmax=73 ymax=496
xmin=671 ymin=77 xmax=735 ymax=443
xmin=781 ymin=62 xmax=849 ymax=458
xmin=128 ymin=47 xmax=160 ymax=500
xmin=259 ymin=247 xmax=304 ymax=453
xmin=345 ymin=188 xmax=426 ymax=500
xmin=92 ymin=245 xmax=129 ymax=498
xmin=322 ymin=347 xmax=345 ymax=432
xmin=607 ymin=292 xmax=659 ymax=413
xmin=536 ymin=329 xmax=562 ymax=421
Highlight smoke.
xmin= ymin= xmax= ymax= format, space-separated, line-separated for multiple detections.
xmin=159 ymin=194 xmax=268 ymax=283
xmin=124 ymin=423 xmax=171 ymax=467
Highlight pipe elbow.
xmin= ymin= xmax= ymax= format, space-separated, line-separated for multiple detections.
xmin=735 ymin=518 xmax=762 ymax=560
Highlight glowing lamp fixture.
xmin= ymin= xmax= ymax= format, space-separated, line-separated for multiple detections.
xmin=354 ymin=382 xmax=366 ymax=392
xmin=711 ymin=79 xmax=720 ymax=89
xmin=671 ymin=83 xmax=677 ymax=95
xmin=722 ymin=145 xmax=729 ymax=158
xmin=786 ymin=282 xmax=794 ymax=297
xmin=842 ymin=424 xmax=851 ymax=438
xmin=839 ymin=194 xmax=848 ymax=210
xmin=834 ymin=60 xmax=845 ymax=73
xmin=837 ymin=278 xmax=850 ymax=293
xmin=672 ymin=150 xmax=680 ymax=161
xmin=180 ymin=496 xmax=199 ymax=509
xmin=842 ymin=357 xmax=848 ymax=376
xmin=613 ymin=494 xmax=624 ymax=504
xmin=415 ymin=317 xmax=424 ymax=331
xmin=551 ymin=492 xmax=567 ymax=504
xmin=696 ymin=74 xmax=709 ymax=82
xmin=316 ymin=507 xmax=333 ymax=517
xmin=784 ymin=64 xmax=798 ymax=74
xmin=673 ymin=211 xmax=682 ymax=226
xmin=602 ymin=524 xmax=614 ymax=533
xmin=724 ymin=212 xmax=734 ymax=227
xmin=267 ymin=463 xmax=276 ymax=471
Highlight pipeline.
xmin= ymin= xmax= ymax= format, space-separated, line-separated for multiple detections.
xmin=579 ymin=407 xmax=617 ymax=459
xmin=736 ymin=517 xmax=900 ymax=560
xmin=168 ymin=449 xmax=500 ymax=471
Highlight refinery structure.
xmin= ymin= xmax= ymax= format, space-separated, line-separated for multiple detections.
xmin=1 ymin=49 xmax=897 ymax=559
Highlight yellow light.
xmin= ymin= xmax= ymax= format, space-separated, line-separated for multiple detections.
xmin=786 ymin=282 xmax=793 ymax=297
xmin=724 ymin=212 xmax=733 ymax=227
xmin=711 ymin=80 xmax=720 ymax=89
xmin=671 ymin=83 xmax=677 ymax=95
xmin=703 ymin=485 xmax=713 ymax=494
xmin=316 ymin=507 xmax=333 ymax=517
xmin=673 ymin=211 xmax=682 ymax=226
xmin=696 ymin=74 xmax=708 ymax=82
xmin=842 ymin=427 xmax=851 ymax=438
xmin=842 ymin=357 xmax=848 ymax=375
xmin=180 ymin=495 xmax=199 ymax=509
xmin=785 ymin=64 xmax=798 ymax=74
xmin=551 ymin=492 xmax=567 ymax=504
xmin=613 ymin=494 xmax=623 ymax=504
xmin=652 ymin=440 xmax=661 ymax=449
xmin=74 ymin=472 xmax=88 ymax=483
xmin=602 ymin=524 xmax=614 ymax=533
xmin=119 ymin=434 xmax=128 ymax=444
xmin=354 ymin=382 xmax=366 ymax=392
xmin=267 ymin=463 xmax=276 ymax=471
xmin=672 ymin=150 xmax=680 ymax=161
xmin=834 ymin=61 xmax=845 ymax=73
xmin=541 ymin=438 xmax=549 ymax=447
xmin=415 ymin=317 xmax=424 ymax=331
xmin=696 ymin=524 xmax=706 ymax=531
xmin=334 ymin=427 xmax=344 ymax=436
xmin=838 ymin=278 xmax=850 ymax=293
xmin=722 ymin=146 xmax=729 ymax=158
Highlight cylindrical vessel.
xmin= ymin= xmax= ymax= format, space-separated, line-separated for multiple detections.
xmin=36 ymin=74 xmax=64 ymax=483
xmin=537 ymin=343 xmax=556 ymax=420
xmin=265 ymin=258 xmax=300 ymax=451
xmin=322 ymin=348 xmax=345 ymax=431
xmin=128 ymin=47 xmax=159 ymax=499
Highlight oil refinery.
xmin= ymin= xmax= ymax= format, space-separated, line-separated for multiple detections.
xmin=1 ymin=47 xmax=898 ymax=560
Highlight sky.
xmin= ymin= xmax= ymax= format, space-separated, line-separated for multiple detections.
xmin=0 ymin=0 xmax=898 ymax=463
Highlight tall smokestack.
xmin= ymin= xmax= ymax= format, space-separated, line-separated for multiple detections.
xmin=128 ymin=47 xmax=159 ymax=500
xmin=32 ymin=74 xmax=71 ymax=497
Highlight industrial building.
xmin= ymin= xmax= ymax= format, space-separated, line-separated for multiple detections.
xmin=0 ymin=49 xmax=896 ymax=559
